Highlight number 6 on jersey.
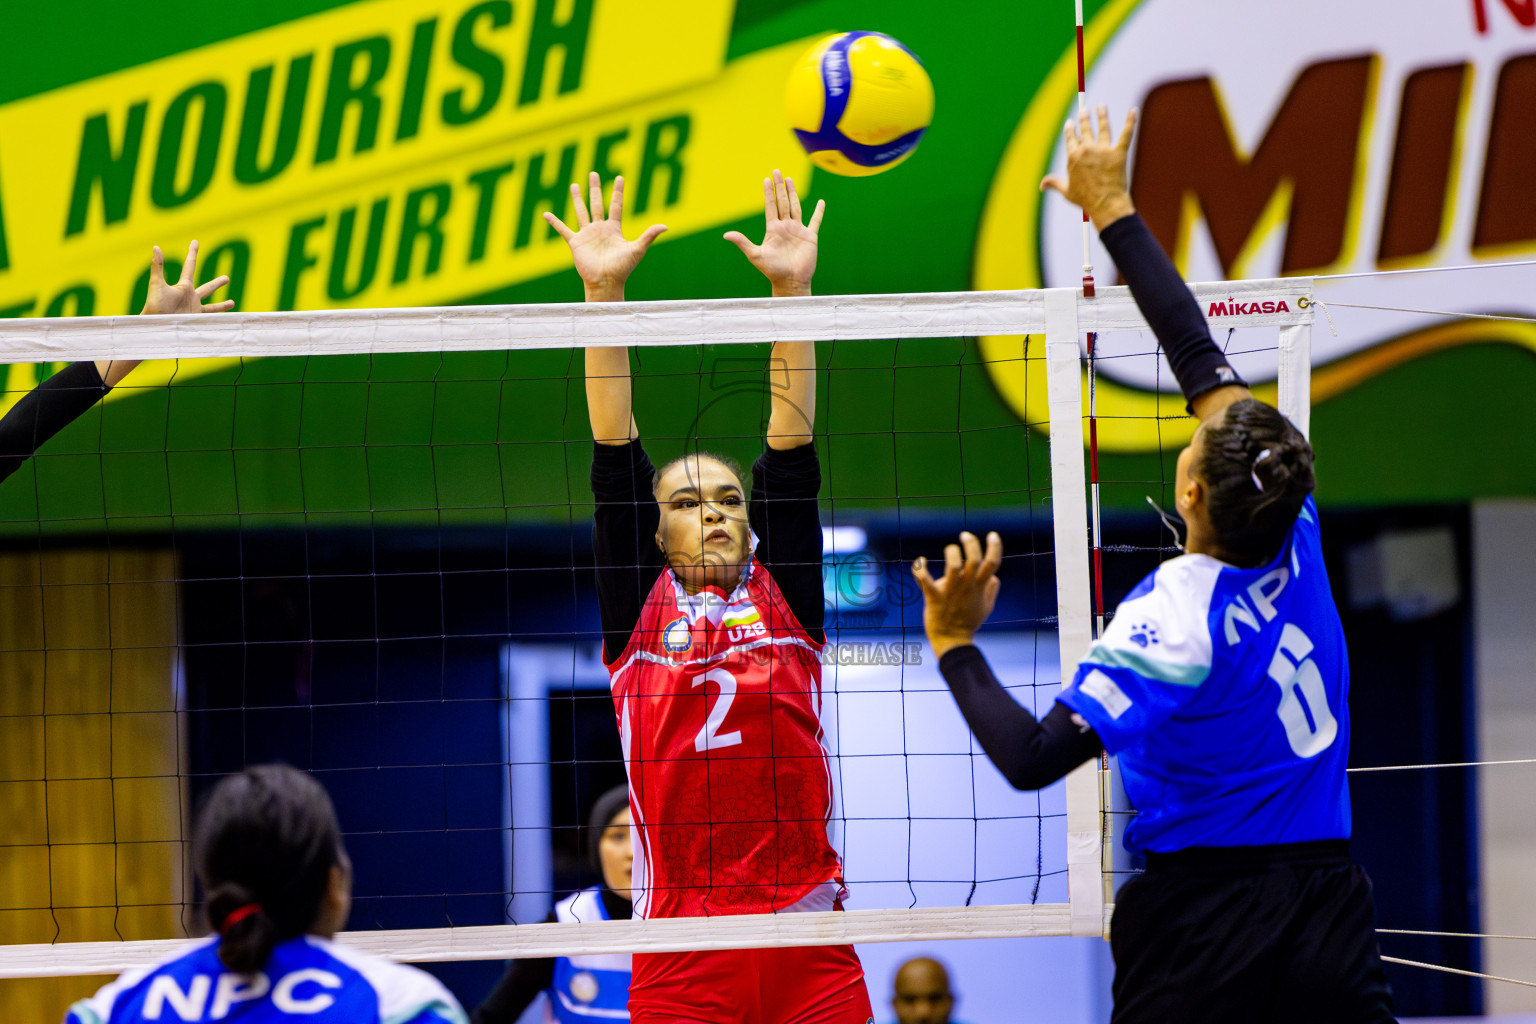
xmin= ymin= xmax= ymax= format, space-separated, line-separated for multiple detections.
xmin=1269 ymin=623 xmax=1338 ymax=758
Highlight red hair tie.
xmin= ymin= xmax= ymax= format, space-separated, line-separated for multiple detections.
xmin=220 ymin=903 xmax=264 ymax=934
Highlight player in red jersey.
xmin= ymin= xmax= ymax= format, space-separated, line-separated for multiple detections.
xmin=543 ymin=170 xmax=873 ymax=1024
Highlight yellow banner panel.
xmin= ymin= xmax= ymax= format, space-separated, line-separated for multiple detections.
xmin=0 ymin=0 xmax=735 ymax=289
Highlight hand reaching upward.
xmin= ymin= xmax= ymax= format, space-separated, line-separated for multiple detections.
xmin=1040 ymin=105 xmax=1139 ymax=232
xmin=545 ymin=173 xmax=667 ymax=302
xmin=141 ymin=239 xmax=234 ymax=315
xmin=725 ymin=169 xmax=824 ymax=297
xmin=115 ymin=239 xmax=234 ymax=387
xmin=913 ymin=531 xmax=1004 ymax=659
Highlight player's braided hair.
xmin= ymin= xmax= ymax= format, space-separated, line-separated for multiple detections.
xmin=1198 ymin=399 xmax=1315 ymax=568
xmin=194 ymin=764 xmax=343 ymax=974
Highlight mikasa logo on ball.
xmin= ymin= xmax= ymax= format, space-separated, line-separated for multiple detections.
xmin=662 ymin=617 xmax=693 ymax=654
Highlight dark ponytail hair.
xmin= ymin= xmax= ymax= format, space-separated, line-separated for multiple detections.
xmin=193 ymin=764 xmax=343 ymax=974
xmin=1198 ymin=399 xmax=1315 ymax=567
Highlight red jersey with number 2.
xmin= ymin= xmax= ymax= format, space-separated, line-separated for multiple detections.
xmin=608 ymin=558 xmax=839 ymax=920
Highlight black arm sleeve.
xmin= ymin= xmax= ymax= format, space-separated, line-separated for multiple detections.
xmin=938 ymin=645 xmax=1102 ymax=790
xmin=749 ymin=443 xmax=824 ymax=643
xmin=471 ymin=918 xmax=556 ymax=1024
xmin=0 ymin=361 xmax=109 ymax=485
xmin=591 ymin=441 xmax=664 ymax=665
xmin=1100 ymin=213 xmax=1248 ymax=408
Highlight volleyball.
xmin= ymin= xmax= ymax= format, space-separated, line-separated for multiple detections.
xmin=785 ymin=31 xmax=934 ymax=177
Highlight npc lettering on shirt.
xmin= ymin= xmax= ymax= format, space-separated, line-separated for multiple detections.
xmin=139 ymin=967 xmax=343 ymax=1020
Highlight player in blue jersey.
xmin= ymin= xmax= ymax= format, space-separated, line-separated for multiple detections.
xmin=66 ymin=764 xmax=466 ymax=1024
xmin=474 ymin=785 xmax=634 ymax=1023
xmin=912 ymin=107 xmax=1395 ymax=1023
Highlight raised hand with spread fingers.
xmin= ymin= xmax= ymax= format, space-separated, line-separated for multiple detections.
xmin=724 ymin=169 xmax=825 ymax=298
xmin=141 ymin=238 xmax=235 ymax=317
xmin=121 ymin=238 xmax=235 ymax=386
xmin=544 ymin=173 xmax=668 ymax=303
xmin=0 ymin=239 xmax=236 ymax=485
xmin=912 ymin=531 xmax=1004 ymax=659
xmin=1040 ymin=104 xmax=1139 ymax=232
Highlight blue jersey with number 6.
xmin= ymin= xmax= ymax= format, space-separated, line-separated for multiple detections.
xmin=1058 ymin=496 xmax=1349 ymax=853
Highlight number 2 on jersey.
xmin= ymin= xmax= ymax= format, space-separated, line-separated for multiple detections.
xmin=1268 ymin=623 xmax=1338 ymax=758
xmin=693 ymin=667 xmax=743 ymax=751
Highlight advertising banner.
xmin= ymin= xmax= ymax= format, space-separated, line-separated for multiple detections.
xmin=1 ymin=0 xmax=1533 ymax=528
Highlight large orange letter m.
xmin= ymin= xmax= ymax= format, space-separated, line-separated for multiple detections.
xmin=1130 ymin=56 xmax=1375 ymax=277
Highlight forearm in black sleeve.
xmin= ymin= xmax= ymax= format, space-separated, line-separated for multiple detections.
xmin=471 ymin=953 xmax=555 ymax=1024
xmin=1099 ymin=213 xmax=1248 ymax=408
xmin=750 ymin=443 xmax=824 ymax=642
xmin=938 ymin=645 xmax=1102 ymax=790
xmin=0 ymin=361 xmax=109 ymax=485
xmin=591 ymin=440 xmax=663 ymax=665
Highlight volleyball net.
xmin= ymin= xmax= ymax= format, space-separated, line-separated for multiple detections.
xmin=0 ymin=279 xmax=1313 ymax=978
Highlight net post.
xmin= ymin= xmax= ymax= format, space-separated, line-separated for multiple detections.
xmin=1044 ymin=288 xmax=1104 ymax=938
xmin=1277 ymin=287 xmax=1314 ymax=437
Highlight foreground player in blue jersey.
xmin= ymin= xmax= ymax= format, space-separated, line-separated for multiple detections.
xmin=66 ymin=764 xmax=466 ymax=1024
xmin=913 ymin=107 xmax=1395 ymax=1024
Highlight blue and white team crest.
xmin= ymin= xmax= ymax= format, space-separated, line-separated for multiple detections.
xmin=1060 ymin=497 xmax=1352 ymax=853
xmin=661 ymin=617 xmax=692 ymax=654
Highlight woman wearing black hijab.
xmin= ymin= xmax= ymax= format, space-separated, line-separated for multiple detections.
xmin=474 ymin=786 xmax=634 ymax=1023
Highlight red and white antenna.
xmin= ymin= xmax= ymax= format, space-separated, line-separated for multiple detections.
xmin=1073 ymin=4 xmax=1116 ymax=883
xmin=1074 ymin=0 xmax=1106 ymax=644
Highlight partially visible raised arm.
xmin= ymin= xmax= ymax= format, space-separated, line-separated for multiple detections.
xmin=913 ymin=534 xmax=1102 ymax=790
xmin=0 ymin=362 xmax=108 ymax=485
xmin=585 ymin=348 xmax=637 ymax=446
xmin=767 ymin=339 xmax=815 ymax=450
xmin=102 ymin=239 xmax=236 ymax=387
xmin=544 ymin=173 xmax=666 ymax=445
xmin=725 ymin=170 xmax=824 ymax=450
xmin=1099 ymin=213 xmax=1251 ymax=423
xmin=939 ymin=646 xmax=1102 ymax=790
xmin=546 ymin=173 xmax=668 ymax=659
xmin=1 ymin=240 xmax=235 ymax=485
xmin=1042 ymin=107 xmax=1251 ymax=422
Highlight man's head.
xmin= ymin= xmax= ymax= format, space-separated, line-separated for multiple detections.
xmin=653 ymin=452 xmax=752 ymax=594
xmin=892 ymin=956 xmax=955 ymax=1024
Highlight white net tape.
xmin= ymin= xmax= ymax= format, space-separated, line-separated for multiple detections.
xmin=1 ymin=905 xmax=1104 ymax=978
xmin=0 ymin=279 xmax=1312 ymax=362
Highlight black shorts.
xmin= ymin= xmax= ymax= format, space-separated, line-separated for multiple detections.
xmin=1109 ymin=840 xmax=1396 ymax=1024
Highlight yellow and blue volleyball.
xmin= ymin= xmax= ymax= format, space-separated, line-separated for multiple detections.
xmin=785 ymin=31 xmax=934 ymax=177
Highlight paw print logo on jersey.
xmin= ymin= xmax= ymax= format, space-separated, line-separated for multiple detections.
xmin=1129 ymin=623 xmax=1159 ymax=648
xmin=662 ymin=616 xmax=693 ymax=654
